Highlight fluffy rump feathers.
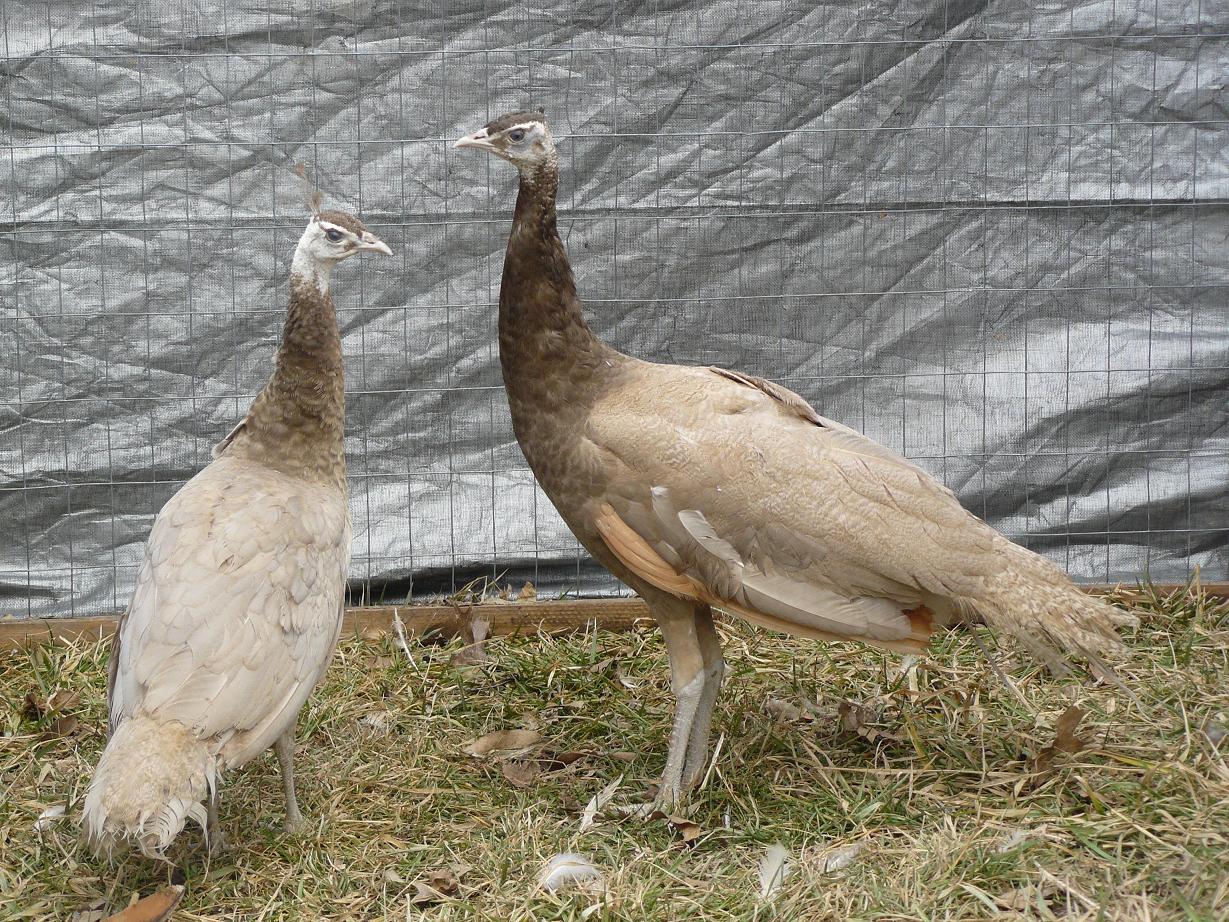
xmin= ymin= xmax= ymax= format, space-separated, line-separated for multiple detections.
xmin=81 ymin=717 xmax=217 ymax=859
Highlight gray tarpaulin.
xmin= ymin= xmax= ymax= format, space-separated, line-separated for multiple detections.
xmin=2 ymin=1 xmax=1227 ymax=618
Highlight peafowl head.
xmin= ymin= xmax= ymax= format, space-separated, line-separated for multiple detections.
xmin=454 ymin=110 xmax=555 ymax=173
xmin=297 ymin=211 xmax=392 ymax=265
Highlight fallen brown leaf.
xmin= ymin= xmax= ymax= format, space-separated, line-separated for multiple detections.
xmin=536 ymin=750 xmax=585 ymax=772
xmin=23 ymin=692 xmax=45 ymax=721
xmin=464 ymin=728 xmax=542 ymax=758
xmin=408 ymin=864 xmax=471 ymax=905
xmin=765 ymin=697 xmax=811 ymax=723
xmin=451 ymin=614 xmax=491 ymax=665
xmin=69 ymin=898 xmax=108 ymax=922
xmin=25 ymin=689 xmax=82 ymax=729
xmin=666 ymin=814 xmax=703 ymax=846
xmin=41 ymin=714 xmax=80 ymax=740
xmin=614 ymin=664 xmax=639 ymax=689
xmin=500 ymin=760 xmax=541 ymax=788
xmin=1029 ymin=705 xmax=1088 ymax=773
xmin=103 ymin=885 xmax=184 ymax=922
xmin=994 ymin=880 xmax=1057 ymax=912
xmin=837 ymin=700 xmax=901 ymax=744
xmin=48 ymin=689 xmax=81 ymax=712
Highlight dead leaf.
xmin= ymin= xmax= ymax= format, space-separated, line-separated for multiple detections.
xmin=1029 ymin=705 xmax=1088 ymax=773
xmin=608 ymin=751 xmax=637 ymax=764
xmin=26 ymin=688 xmax=84 ymax=739
xmin=464 ymin=728 xmax=542 ymax=758
xmin=993 ymin=886 xmax=1033 ymax=912
xmin=667 ymin=814 xmax=703 ymax=846
xmin=837 ymin=700 xmax=901 ymax=744
xmin=579 ymin=776 xmax=623 ymax=832
xmin=537 ymin=750 xmax=585 ymax=772
xmin=408 ymin=864 xmax=472 ymax=905
xmin=49 ymin=689 xmax=81 ymax=712
xmin=765 ymin=698 xmax=810 ymax=723
xmin=539 ymin=853 xmax=603 ymax=892
xmin=452 ymin=614 xmax=491 ymax=665
xmin=994 ymin=880 xmax=1057 ymax=912
xmin=517 ymin=581 xmax=537 ymax=601
xmin=103 ymin=885 xmax=184 ymax=922
xmin=614 ymin=664 xmax=638 ymax=690
xmin=408 ymin=873 xmax=457 ymax=905
xmin=23 ymin=692 xmax=45 ymax=721
xmin=838 ymin=699 xmax=867 ymax=733
xmin=501 ymin=761 xmax=541 ymax=788
xmin=69 ymin=898 xmax=108 ymax=922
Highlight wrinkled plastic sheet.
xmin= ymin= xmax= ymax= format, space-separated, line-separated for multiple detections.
xmin=2 ymin=1 xmax=1226 ymax=618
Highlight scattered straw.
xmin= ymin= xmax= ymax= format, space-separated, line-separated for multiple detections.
xmin=1 ymin=584 xmax=1225 ymax=919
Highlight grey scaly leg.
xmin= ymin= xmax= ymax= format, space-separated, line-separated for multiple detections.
xmin=206 ymin=790 xmax=228 ymax=856
xmin=653 ymin=607 xmax=709 ymax=811
xmin=275 ymin=731 xmax=305 ymax=834
xmin=680 ymin=605 xmax=725 ymax=791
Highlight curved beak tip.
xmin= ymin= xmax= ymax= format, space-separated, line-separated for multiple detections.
xmin=363 ymin=237 xmax=393 ymax=256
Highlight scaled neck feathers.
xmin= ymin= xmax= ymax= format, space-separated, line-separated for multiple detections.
xmin=499 ymin=154 xmax=619 ymax=424
xmin=218 ymin=245 xmax=346 ymax=491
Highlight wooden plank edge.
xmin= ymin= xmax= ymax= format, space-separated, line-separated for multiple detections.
xmin=0 ymin=598 xmax=654 ymax=650
xmin=1 ymin=582 xmax=1224 ymax=650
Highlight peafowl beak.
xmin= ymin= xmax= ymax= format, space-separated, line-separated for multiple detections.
xmin=454 ymin=127 xmax=495 ymax=152
xmin=359 ymin=232 xmax=392 ymax=256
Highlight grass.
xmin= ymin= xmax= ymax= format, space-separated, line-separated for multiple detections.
xmin=2 ymin=583 xmax=1227 ymax=920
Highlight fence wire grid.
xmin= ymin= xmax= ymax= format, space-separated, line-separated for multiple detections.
xmin=2 ymin=1 xmax=1227 ymax=619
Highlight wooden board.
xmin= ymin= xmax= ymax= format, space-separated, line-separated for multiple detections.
xmin=1 ymin=583 xmax=1224 ymax=650
xmin=0 ymin=598 xmax=655 ymax=649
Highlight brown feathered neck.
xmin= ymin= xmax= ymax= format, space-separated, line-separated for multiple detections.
xmin=216 ymin=246 xmax=346 ymax=491
xmin=499 ymin=154 xmax=621 ymax=427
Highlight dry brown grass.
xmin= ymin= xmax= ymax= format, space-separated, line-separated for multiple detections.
xmin=2 ymin=583 xmax=1227 ymax=920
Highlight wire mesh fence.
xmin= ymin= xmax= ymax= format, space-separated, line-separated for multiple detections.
xmin=2 ymin=1 xmax=1227 ymax=618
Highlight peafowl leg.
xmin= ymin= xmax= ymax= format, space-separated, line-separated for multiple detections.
xmin=275 ymin=731 xmax=305 ymax=834
xmin=206 ymin=791 xmax=228 ymax=856
xmin=680 ymin=605 xmax=725 ymax=791
xmin=652 ymin=601 xmax=713 ymax=811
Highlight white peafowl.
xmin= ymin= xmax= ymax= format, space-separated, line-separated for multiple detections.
xmin=81 ymin=203 xmax=391 ymax=858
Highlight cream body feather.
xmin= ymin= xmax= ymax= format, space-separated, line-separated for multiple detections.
xmin=82 ymin=457 xmax=349 ymax=857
